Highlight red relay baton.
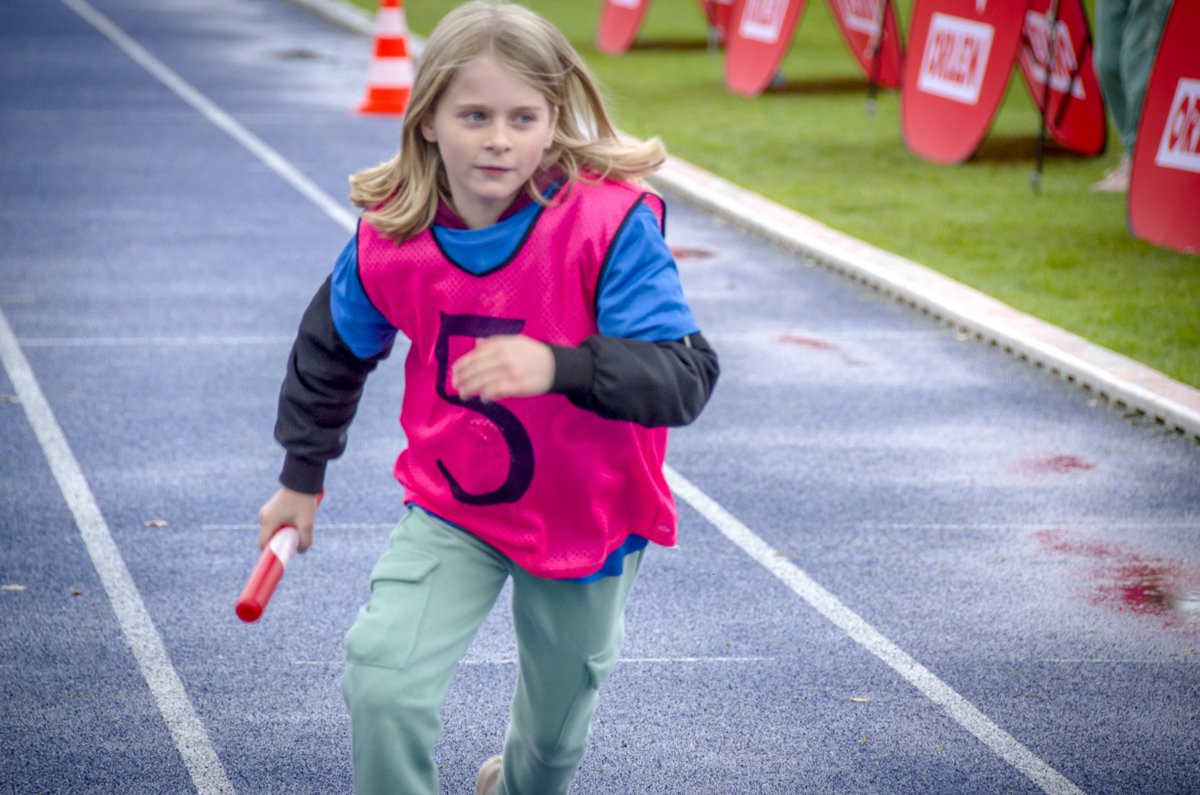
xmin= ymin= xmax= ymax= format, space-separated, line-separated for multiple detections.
xmin=236 ymin=493 xmax=322 ymax=622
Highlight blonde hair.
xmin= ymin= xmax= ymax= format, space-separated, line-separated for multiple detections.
xmin=349 ymin=0 xmax=666 ymax=242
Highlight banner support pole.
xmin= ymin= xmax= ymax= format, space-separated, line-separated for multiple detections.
xmin=1031 ymin=0 xmax=1062 ymax=193
xmin=864 ymin=0 xmax=888 ymax=116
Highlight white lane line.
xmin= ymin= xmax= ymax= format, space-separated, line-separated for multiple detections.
xmin=665 ymin=466 xmax=1086 ymax=795
xmin=455 ymin=656 xmax=774 ymax=666
xmin=852 ymin=522 xmax=1200 ymax=530
xmin=1042 ymin=659 xmax=1198 ymax=665
xmin=291 ymin=656 xmax=772 ymax=667
xmin=614 ymin=657 xmax=771 ymax=664
xmin=51 ymin=2 xmax=1085 ymax=793
xmin=710 ymin=330 xmax=951 ymax=342
xmin=20 ymin=336 xmax=293 ymax=347
xmin=202 ymin=522 xmax=393 ymax=532
xmin=202 ymin=520 xmax=1192 ymax=535
xmin=0 ymin=310 xmax=234 ymax=795
xmin=61 ymin=0 xmax=357 ymax=235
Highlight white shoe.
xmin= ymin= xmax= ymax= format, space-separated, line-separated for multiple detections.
xmin=1090 ymin=153 xmax=1130 ymax=193
xmin=474 ymin=755 xmax=502 ymax=795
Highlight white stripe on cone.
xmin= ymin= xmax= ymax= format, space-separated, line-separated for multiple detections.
xmin=367 ymin=58 xmax=414 ymax=86
xmin=378 ymin=8 xmax=408 ymax=35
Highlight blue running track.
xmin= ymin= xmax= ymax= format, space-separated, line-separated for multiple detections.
xmin=1 ymin=1 xmax=1197 ymax=793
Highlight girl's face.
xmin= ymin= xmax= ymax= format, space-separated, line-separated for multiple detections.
xmin=421 ymin=55 xmax=557 ymax=229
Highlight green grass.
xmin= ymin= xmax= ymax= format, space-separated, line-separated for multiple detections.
xmin=355 ymin=0 xmax=1200 ymax=388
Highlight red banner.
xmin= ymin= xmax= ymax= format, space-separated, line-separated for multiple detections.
xmin=1129 ymin=3 xmax=1200 ymax=254
xmin=901 ymin=0 xmax=1026 ymax=164
xmin=725 ymin=0 xmax=808 ymax=96
xmin=597 ymin=0 xmax=653 ymax=55
xmin=1017 ymin=0 xmax=1106 ymax=156
xmin=700 ymin=0 xmax=736 ymax=45
xmin=826 ymin=0 xmax=903 ymax=89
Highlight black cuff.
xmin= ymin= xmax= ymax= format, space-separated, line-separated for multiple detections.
xmin=549 ymin=343 xmax=595 ymax=394
xmin=279 ymin=453 xmax=326 ymax=495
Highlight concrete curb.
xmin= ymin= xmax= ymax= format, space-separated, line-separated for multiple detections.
xmin=287 ymin=0 xmax=1200 ymax=442
xmin=284 ymin=0 xmax=374 ymax=36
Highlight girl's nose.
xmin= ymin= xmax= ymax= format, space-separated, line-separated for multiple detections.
xmin=485 ymin=122 xmax=511 ymax=150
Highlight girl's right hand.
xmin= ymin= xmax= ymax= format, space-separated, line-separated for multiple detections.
xmin=450 ymin=334 xmax=555 ymax=402
xmin=257 ymin=487 xmax=320 ymax=553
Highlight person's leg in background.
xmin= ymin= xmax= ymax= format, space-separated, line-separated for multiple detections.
xmin=1116 ymin=0 xmax=1174 ymax=152
xmin=1091 ymin=0 xmax=1174 ymax=192
xmin=1092 ymin=0 xmax=1133 ymax=191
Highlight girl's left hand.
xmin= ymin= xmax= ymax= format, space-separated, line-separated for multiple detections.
xmin=451 ymin=335 xmax=555 ymax=402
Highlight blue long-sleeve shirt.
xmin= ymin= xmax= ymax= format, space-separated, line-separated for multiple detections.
xmin=274 ymin=193 xmax=718 ymax=516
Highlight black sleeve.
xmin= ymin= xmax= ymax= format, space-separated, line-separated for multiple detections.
xmin=274 ymin=276 xmax=393 ymax=494
xmin=548 ymin=332 xmax=718 ymax=427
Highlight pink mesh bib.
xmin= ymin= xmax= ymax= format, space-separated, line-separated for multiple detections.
xmin=357 ymin=180 xmax=677 ymax=578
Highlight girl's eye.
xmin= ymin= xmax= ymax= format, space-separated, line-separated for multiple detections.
xmin=465 ymin=111 xmax=486 ymax=123
xmin=515 ymin=114 xmax=535 ymax=125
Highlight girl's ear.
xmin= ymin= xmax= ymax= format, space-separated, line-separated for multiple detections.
xmin=420 ymin=116 xmax=437 ymax=143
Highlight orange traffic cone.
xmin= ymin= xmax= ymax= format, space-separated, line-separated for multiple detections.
xmin=359 ymin=0 xmax=412 ymax=115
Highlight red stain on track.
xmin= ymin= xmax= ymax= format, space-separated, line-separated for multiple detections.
xmin=1031 ymin=529 xmax=1118 ymax=559
xmin=670 ymin=247 xmax=714 ymax=260
xmin=777 ymin=335 xmax=867 ymax=366
xmin=1098 ymin=561 xmax=1182 ymax=616
xmin=779 ymin=335 xmax=836 ymax=350
xmin=1019 ymin=454 xmax=1096 ymax=474
xmin=1033 ymin=529 xmax=1198 ymax=630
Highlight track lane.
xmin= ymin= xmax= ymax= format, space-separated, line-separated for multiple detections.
xmin=2 ymin=1 xmax=1197 ymax=793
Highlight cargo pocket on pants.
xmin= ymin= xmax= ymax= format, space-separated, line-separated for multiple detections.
xmin=550 ymin=653 xmax=616 ymax=753
xmin=344 ymin=550 xmax=440 ymax=670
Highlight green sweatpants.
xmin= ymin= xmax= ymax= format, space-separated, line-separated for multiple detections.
xmin=340 ymin=506 xmax=643 ymax=795
xmin=1093 ymin=0 xmax=1174 ymax=152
